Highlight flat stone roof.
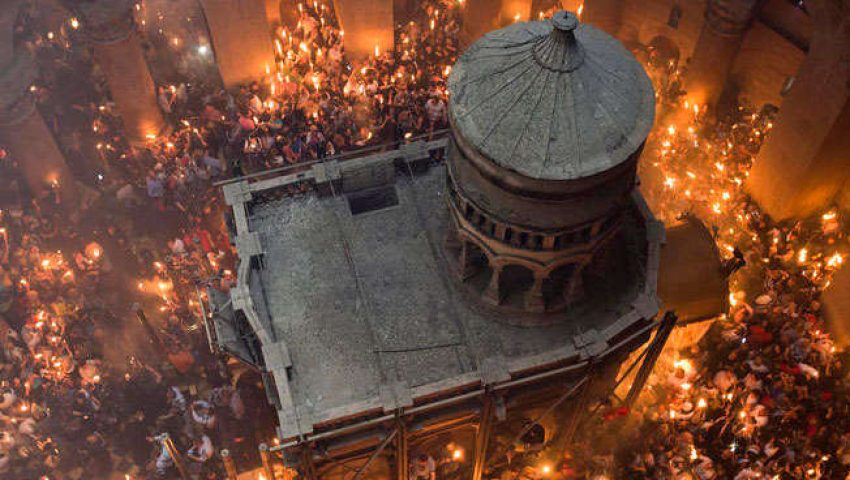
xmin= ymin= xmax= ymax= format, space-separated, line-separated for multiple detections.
xmin=228 ymin=160 xmax=660 ymax=438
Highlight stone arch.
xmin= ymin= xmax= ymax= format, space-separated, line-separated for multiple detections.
xmin=462 ymin=239 xmax=492 ymax=286
xmin=544 ymin=263 xmax=576 ymax=307
xmin=500 ymin=264 xmax=536 ymax=309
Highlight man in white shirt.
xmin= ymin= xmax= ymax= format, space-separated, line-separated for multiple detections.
xmin=186 ymin=434 xmax=214 ymax=463
xmin=425 ymin=96 xmax=447 ymax=131
xmin=411 ymin=453 xmax=437 ymax=480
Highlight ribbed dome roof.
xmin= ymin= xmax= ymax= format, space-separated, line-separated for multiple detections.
xmin=448 ymin=11 xmax=655 ymax=181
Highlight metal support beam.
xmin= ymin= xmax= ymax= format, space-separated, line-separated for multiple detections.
xmin=301 ymin=444 xmax=319 ymax=480
xmin=395 ymin=419 xmax=409 ymax=480
xmin=472 ymin=395 xmax=495 ymax=480
xmin=260 ymin=443 xmax=276 ymax=480
xmin=134 ymin=304 xmax=164 ymax=353
xmin=352 ymin=428 xmax=399 ymax=480
xmin=272 ymin=317 xmax=665 ymax=453
xmin=221 ymin=449 xmax=238 ymax=480
xmin=560 ymin=368 xmax=594 ymax=446
xmin=625 ymin=311 xmax=678 ymax=407
xmin=161 ymin=433 xmax=191 ymax=480
xmin=487 ymin=376 xmax=589 ymax=469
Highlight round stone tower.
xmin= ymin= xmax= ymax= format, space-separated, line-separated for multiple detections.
xmin=445 ymin=11 xmax=655 ymax=319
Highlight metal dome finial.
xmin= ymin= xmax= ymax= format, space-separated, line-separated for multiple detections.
xmin=552 ymin=10 xmax=579 ymax=32
xmin=532 ymin=11 xmax=584 ymax=72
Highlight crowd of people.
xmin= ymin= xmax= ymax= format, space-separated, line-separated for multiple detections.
xmin=508 ymin=50 xmax=850 ymax=480
xmin=1 ymin=1 xmax=848 ymax=479
xmin=128 ymin=0 xmax=458 ymax=211
xmin=1 ymin=0 xmax=462 ymax=478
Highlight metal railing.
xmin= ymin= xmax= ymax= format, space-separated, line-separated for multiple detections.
xmin=214 ymin=128 xmax=452 ymax=188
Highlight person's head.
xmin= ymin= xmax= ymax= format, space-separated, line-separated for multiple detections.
xmin=417 ymin=454 xmax=429 ymax=464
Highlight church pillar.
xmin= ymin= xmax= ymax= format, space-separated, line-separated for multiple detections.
xmin=564 ymin=264 xmax=585 ymax=305
xmin=746 ymin=1 xmax=850 ymax=221
xmin=332 ymin=0 xmax=394 ymax=59
xmin=394 ymin=0 xmax=417 ymax=25
xmin=681 ymin=0 xmax=759 ymax=109
xmin=581 ymin=0 xmax=624 ymax=37
xmin=482 ymin=265 xmax=503 ymax=306
xmin=200 ymin=0 xmax=276 ymax=88
xmin=460 ymin=0 xmax=500 ymax=48
xmin=457 ymin=242 xmax=479 ymax=280
xmin=500 ymin=0 xmax=534 ymax=24
xmin=0 ymin=50 xmax=76 ymax=203
xmin=264 ymin=0 xmax=282 ymax=26
xmin=460 ymin=0 xmax=533 ymax=48
xmin=78 ymin=0 xmax=166 ymax=144
xmin=524 ymin=272 xmax=547 ymax=313
xmin=279 ymin=0 xmax=300 ymax=29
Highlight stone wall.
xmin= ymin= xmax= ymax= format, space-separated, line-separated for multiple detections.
xmin=731 ymin=21 xmax=805 ymax=108
xmin=617 ymin=0 xmax=805 ymax=110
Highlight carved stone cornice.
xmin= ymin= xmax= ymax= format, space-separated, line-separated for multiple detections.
xmin=75 ymin=0 xmax=136 ymax=45
xmin=705 ymin=0 xmax=761 ymax=36
xmin=0 ymin=49 xmax=37 ymax=127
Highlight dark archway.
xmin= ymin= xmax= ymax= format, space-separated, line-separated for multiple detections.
xmin=544 ymin=263 xmax=577 ymax=308
xmin=500 ymin=264 xmax=535 ymax=309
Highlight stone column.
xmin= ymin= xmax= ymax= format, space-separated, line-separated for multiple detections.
xmin=77 ymin=0 xmax=166 ymax=144
xmin=581 ymin=0 xmax=624 ymax=37
xmin=332 ymin=0 xmax=394 ymax=59
xmin=0 ymin=50 xmax=76 ymax=203
xmin=524 ymin=272 xmax=547 ymax=313
xmin=200 ymin=0 xmax=276 ymax=88
xmin=279 ymin=0 xmax=300 ymax=29
xmin=264 ymin=0 xmax=282 ymax=26
xmin=460 ymin=0 xmax=533 ymax=48
xmin=500 ymin=0 xmax=533 ymax=23
xmin=0 ymin=1 xmax=24 ymax=68
xmin=746 ymin=0 xmax=850 ymax=221
xmin=681 ymin=0 xmax=759 ymax=109
xmin=564 ymin=264 xmax=585 ymax=305
xmin=457 ymin=242 xmax=479 ymax=280
xmin=394 ymin=0 xmax=418 ymax=25
xmin=482 ymin=265 xmax=503 ymax=306
xmin=460 ymin=0 xmax=503 ymax=47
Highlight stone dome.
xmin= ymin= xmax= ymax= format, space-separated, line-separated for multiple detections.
xmin=448 ymin=11 xmax=655 ymax=181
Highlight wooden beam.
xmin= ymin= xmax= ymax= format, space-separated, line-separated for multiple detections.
xmin=396 ymin=419 xmax=409 ymax=480
xmin=221 ymin=449 xmax=238 ymax=480
xmin=300 ymin=444 xmax=319 ymax=480
xmin=260 ymin=443 xmax=276 ymax=480
xmin=352 ymin=428 xmax=399 ymax=480
xmin=625 ymin=312 xmax=678 ymax=406
xmin=162 ymin=433 xmax=191 ymax=480
xmin=472 ymin=395 xmax=495 ymax=480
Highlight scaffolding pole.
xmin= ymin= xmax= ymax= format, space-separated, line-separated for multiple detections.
xmin=625 ymin=311 xmax=678 ymax=407
xmin=301 ymin=444 xmax=319 ymax=480
xmin=161 ymin=433 xmax=191 ymax=480
xmin=486 ymin=375 xmax=589 ymax=469
xmin=560 ymin=366 xmax=595 ymax=447
xmin=472 ymin=395 xmax=495 ymax=480
xmin=221 ymin=449 xmax=238 ymax=480
xmin=351 ymin=427 xmax=399 ymax=480
xmin=260 ymin=443 xmax=276 ymax=480
xmin=396 ymin=419 xmax=409 ymax=480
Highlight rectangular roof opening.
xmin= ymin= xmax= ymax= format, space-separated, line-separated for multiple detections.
xmin=347 ymin=186 xmax=399 ymax=215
